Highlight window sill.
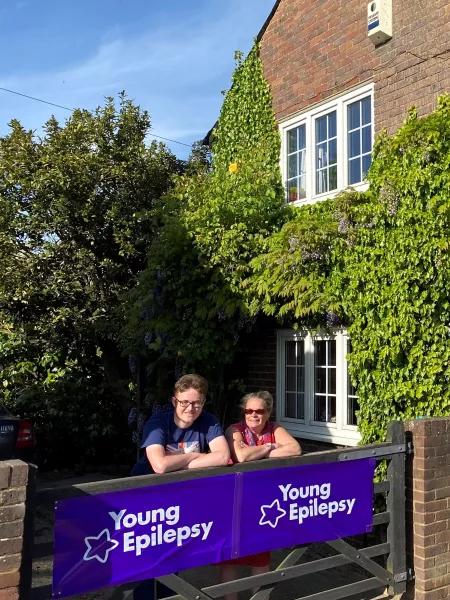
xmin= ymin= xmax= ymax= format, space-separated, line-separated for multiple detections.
xmin=287 ymin=182 xmax=369 ymax=208
xmin=280 ymin=419 xmax=361 ymax=447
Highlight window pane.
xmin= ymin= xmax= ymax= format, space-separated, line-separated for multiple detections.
xmin=288 ymin=153 xmax=297 ymax=179
xmin=362 ymin=96 xmax=371 ymax=126
xmin=317 ymin=143 xmax=328 ymax=168
xmin=329 ymin=164 xmax=338 ymax=191
xmin=348 ymin=396 xmax=360 ymax=426
xmin=316 ymin=368 xmax=327 ymax=393
xmin=315 ymin=341 xmax=327 ymax=366
xmin=316 ymin=116 xmax=327 ymax=143
xmin=362 ymin=125 xmax=372 ymax=154
xmin=286 ymin=366 xmax=297 ymax=392
xmin=329 ymin=138 xmax=337 ymax=165
xmin=297 ymin=394 xmax=305 ymax=419
xmin=362 ymin=154 xmax=372 ymax=177
xmin=328 ymin=111 xmax=337 ymax=138
xmin=316 ymin=170 xmax=326 ymax=195
xmin=329 ymin=368 xmax=336 ymax=395
xmin=328 ymin=340 xmax=336 ymax=366
xmin=349 ymin=158 xmax=361 ymax=185
xmin=297 ymin=176 xmax=306 ymax=199
xmin=297 ymin=368 xmax=305 ymax=393
xmin=348 ymin=101 xmax=360 ymax=131
xmin=315 ymin=395 xmax=327 ymax=421
xmin=328 ymin=397 xmax=336 ymax=423
xmin=296 ymin=341 xmax=305 ymax=365
xmin=298 ymin=125 xmax=306 ymax=150
xmin=349 ymin=130 xmax=360 ymax=159
xmin=285 ymin=393 xmax=296 ymax=418
xmin=347 ymin=339 xmax=360 ymax=425
xmin=298 ymin=150 xmax=306 ymax=176
xmin=288 ymin=129 xmax=297 ymax=153
xmin=285 ymin=341 xmax=296 ymax=365
xmin=287 ymin=179 xmax=299 ymax=202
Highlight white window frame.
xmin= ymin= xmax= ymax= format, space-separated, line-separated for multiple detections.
xmin=276 ymin=329 xmax=361 ymax=446
xmin=279 ymin=83 xmax=375 ymax=207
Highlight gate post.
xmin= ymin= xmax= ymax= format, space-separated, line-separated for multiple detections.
xmin=386 ymin=421 xmax=407 ymax=599
xmin=405 ymin=417 xmax=450 ymax=600
xmin=0 ymin=460 xmax=36 ymax=600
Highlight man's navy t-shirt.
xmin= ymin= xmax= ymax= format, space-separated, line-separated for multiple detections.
xmin=132 ymin=410 xmax=224 ymax=476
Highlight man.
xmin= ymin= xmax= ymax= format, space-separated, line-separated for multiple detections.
xmin=132 ymin=374 xmax=229 ymax=600
xmin=132 ymin=373 xmax=230 ymax=475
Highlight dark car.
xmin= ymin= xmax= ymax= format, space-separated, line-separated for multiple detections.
xmin=0 ymin=403 xmax=35 ymax=462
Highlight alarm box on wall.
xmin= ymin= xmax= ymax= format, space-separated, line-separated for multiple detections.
xmin=367 ymin=0 xmax=392 ymax=45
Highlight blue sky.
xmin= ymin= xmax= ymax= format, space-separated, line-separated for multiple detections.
xmin=0 ymin=0 xmax=275 ymax=159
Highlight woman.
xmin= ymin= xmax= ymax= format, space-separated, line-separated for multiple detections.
xmin=220 ymin=391 xmax=301 ymax=600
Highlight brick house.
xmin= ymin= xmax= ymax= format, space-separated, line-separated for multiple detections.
xmin=226 ymin=0 xmax=450 ymax=451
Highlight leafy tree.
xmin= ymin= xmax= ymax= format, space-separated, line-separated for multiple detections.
xmin=0 ymin=94 xmax=179 ymax=466
xmin=121 ymin=44 xmax=288 ymax=421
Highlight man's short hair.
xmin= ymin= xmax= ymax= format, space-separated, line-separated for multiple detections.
xmin=174 ymin=374 xmax=208 ymax=397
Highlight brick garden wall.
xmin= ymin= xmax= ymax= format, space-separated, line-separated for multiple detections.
xmin=374 ymin=0 xmax=450 ymax=134
xmin=405 ymin=418 xmax=450 ymax=600
xmin=259 ymin=0 xmax=380 ymax=123
xmin=0 ymin=461 xmax=31 ymax=600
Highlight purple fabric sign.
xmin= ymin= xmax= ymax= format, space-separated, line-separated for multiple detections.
xmin=53 ymin=458 xmax=375 ymax=598
xmin=237 ymin=458 xmax=375 ymax=558
xmin=53 ymin=474 xmax=236 ymax=598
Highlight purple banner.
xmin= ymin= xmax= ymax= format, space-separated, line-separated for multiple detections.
xmin=53 ymin=458 xmax=375 ymax=598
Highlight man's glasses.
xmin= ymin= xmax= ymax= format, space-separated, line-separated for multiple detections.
xmin=244 ymin=408 xmax=266 ymax=415
xmin=174 ymin=398 xmax=204 ymax=410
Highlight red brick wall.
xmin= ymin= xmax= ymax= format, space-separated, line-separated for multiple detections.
xmin=374 ymin=0 xmax=450 ymax=133
xmin=405 ymin=418 xmax=450 ymax=600
xmin=0 ymin=460 xmax=30 ymax=600
xmin=235 ymin=329 xmax=277 ymax=400
xmin=260 ymin=0 xmax=380 ymax=122
xmin=260 ymin=0 xmax=450 ymax=134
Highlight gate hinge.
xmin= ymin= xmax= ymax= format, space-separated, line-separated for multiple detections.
xmin=406 ymin=441 xmax=414 ymax=455
xmin=394 ymin=568 xmax=414 ymax=583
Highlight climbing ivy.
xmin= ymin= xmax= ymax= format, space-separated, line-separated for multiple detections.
xmin=249 ymin=95 xmax=450 ymax=444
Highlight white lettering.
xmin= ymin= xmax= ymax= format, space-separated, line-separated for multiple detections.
xmin=176 ymin=526 xmax=191 ymax=547
xmin=278 ymin=484 xmax=291 ymax=502
xmin=318 ymin=502 xmax=328 ymax=515
xmin=289 ymin=503 xmax=298 ymax=520
xmin=123 ymin=531 xmax=135 ymax=552
xmin=201 ymin=522 xmax=213 ymax=540
xmin=163 ymin=529 xmax=177 ymax=544
xmin=109 ymin=509 xmax=126 ymax=530
xmin=136 ymin=534 xmax=151 ymax=556
xmin=166 ymin=506 xmax=180 ymax=525
xmin=346 ymin=498 xmax=355 ymax=514
xmin=328 ymin=501 xmax=339 ymax=518
xmin=124 ymin=514 xmax=137 ymax=528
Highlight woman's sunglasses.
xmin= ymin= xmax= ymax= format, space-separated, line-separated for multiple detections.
xmin=244 ymin=408 xmax=266 ymax=415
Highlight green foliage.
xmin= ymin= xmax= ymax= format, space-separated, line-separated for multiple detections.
xmin=339 ymin=96 xmax=450 ymax=443
xmin=0 ymin=94 xmax=178 ymax=466
xmin=122 ymin=44 xmax=288 ymax=419
xmin=211 ymin=45 xmax=280 ymax=172
xmin=248 ymin=94 xmax=450 ymax=444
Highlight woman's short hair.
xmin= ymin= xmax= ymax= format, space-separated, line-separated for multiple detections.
xmin=240 ymin=391 xmax=274 ymax=414
xmin=174 ymin=374 xmax=208 ymax=397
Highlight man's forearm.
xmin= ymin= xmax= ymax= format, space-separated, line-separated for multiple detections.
xmin=150 ymin=452 xmax=197 ymax=474
xmin=187 ymin=451 xmax=229 ymax=469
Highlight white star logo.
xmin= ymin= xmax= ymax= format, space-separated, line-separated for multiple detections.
xmin=83 ymin=528 xmax=119 ymax=564
xmin=259 ymin=499 xmax=286 ymax=528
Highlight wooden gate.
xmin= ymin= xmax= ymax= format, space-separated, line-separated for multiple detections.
xmin=27 ymin=421 xmax=409 ymax=600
